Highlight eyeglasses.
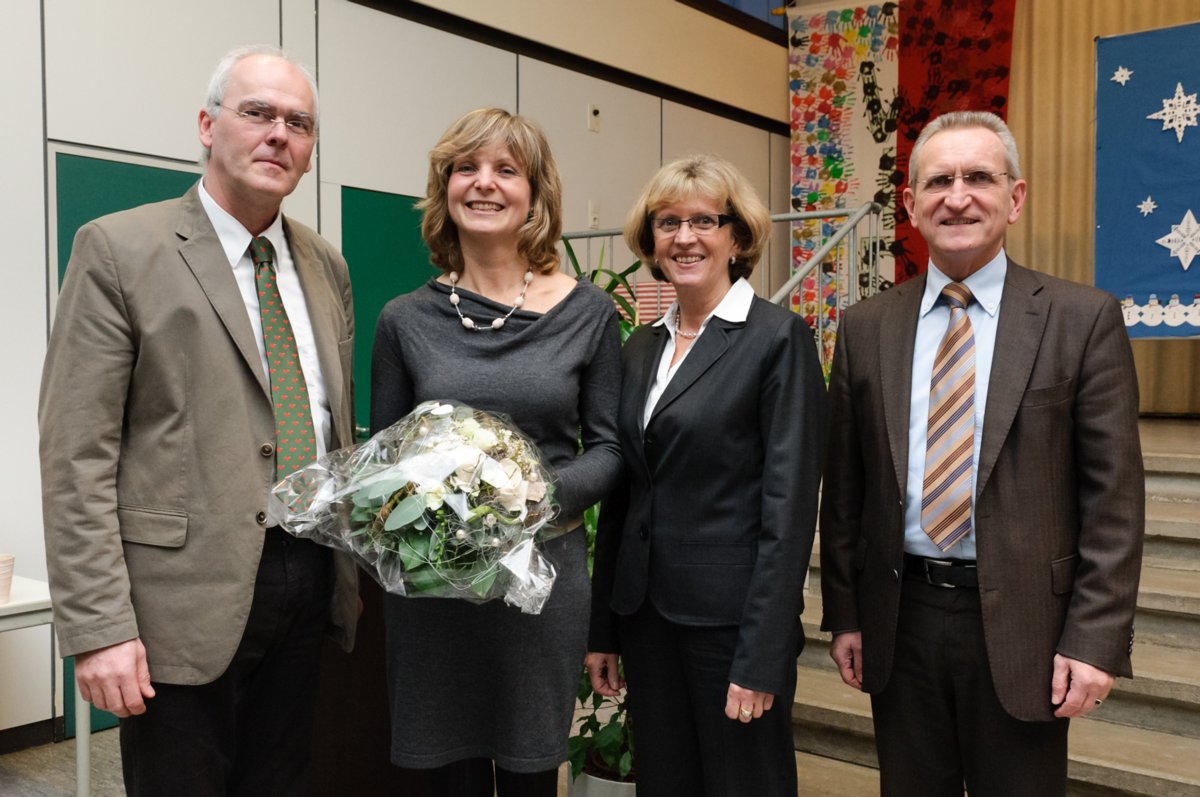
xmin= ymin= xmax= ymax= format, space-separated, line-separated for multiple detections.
xmin=917 ymin=171 xmax=1009 ymax=193
xmin=652 ymin=214 xmax=735 ymax=236
xmin=221 ymin=104 xmax=316 ymax=138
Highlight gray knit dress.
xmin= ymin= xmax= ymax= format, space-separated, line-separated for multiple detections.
xmin=370 ymin=277 xmax=622 ymax=772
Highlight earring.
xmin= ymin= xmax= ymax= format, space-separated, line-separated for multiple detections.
xmin=729 ymin=255 xmax=736 ymax=265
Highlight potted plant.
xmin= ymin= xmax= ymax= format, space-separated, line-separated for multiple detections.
xmin=567 ymin=660 xmax=635 ymax=794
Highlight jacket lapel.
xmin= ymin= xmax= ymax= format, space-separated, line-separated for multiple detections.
xmin=880 ymin=277 xmax=923 ymax=498
xmin=976 ymin=262 xmax=1047 ymax=497
xmin=646 ymin=316 xmax=740 ymax=427
xmin=176 ymin=186 xmax=271 ymax=401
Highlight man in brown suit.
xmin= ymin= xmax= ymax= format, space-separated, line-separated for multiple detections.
xmin=39 ymin=45 xmax=356 ymax=795
xmin=820 ymin=111 xmax=1144 ymax=796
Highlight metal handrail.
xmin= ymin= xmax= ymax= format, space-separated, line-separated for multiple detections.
xmin=768 ymin=203 xmax=881 ymax=306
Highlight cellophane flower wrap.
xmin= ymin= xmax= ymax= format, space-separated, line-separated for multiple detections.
xmin=271 ymin=401 xmax=561 ymax=614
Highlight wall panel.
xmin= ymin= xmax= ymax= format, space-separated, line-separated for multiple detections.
xmin=318 ymin=0 xmax=516 ymax=198
xmin=518 ymin=57 xmax=660 ymax=274
xmin=44 ymin=0 xmax=280 ymax=162
xmin=662 ymin=101 xmax=774 ymax=295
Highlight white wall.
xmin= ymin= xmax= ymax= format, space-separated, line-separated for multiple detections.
xmin=0 ymin=0 xmax=54 ymax=736
xmin=3 ymin=0 xmax=786 ymax=737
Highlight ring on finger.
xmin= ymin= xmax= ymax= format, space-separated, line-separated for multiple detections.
xmin=739 ymin=706 xmax=753 ymax=718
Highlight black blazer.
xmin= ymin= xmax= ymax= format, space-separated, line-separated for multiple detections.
xmin=590 ymin=295 xmax=826 ymax=695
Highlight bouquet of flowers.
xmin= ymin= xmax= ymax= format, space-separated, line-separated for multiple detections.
xmin=270 ymin=401 xmax=561 ymax=614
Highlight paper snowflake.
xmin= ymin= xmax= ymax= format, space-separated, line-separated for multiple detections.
xmin=1138 ymin=196 xmax=1157 ymax=216
xmin=1146 ymin=82 xmax=1199 ymax=144
xmin=1156 ymin=209 xmax=1199 ymax=271
xmin=1111 ymin=66 xmax=1133 ymax=86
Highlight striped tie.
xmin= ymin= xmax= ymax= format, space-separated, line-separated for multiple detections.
xmin=921 ymin=282 xmax=976 ymax=552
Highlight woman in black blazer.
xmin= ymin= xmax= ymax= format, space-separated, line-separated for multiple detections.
xmin=586 ymin=154 xmax=826 ymax=796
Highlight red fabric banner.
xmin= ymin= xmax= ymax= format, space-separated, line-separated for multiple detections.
xmin=893 ymin=0 xmax=1016 ymax=281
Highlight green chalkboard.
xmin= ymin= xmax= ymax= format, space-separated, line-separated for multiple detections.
xmin=55 ymin=152 xmax=198 ymax=280
xmin=340 ymin=186 xmax=434 ymax=433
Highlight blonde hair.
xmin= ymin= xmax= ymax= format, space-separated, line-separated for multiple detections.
xmin=624 ymin=154 xmax=771 ymax=282
xmin=418 ymin=108 xmax=563 ymax=275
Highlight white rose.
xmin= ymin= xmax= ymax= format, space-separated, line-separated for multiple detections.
xmin=423 ymin=484 xmax=445 ymax=511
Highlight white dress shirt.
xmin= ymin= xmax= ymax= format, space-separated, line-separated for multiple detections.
xmin=903 ymin=251 xmax=1007 ymax=560
xmin=643 ymin=278 xmax=755 ymax=429
xmin=198 ymin=180 xmax=332 ymax=461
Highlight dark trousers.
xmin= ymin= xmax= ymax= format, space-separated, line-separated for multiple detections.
xmin=120 ymin=528 xmax=332 ymax=797
xmin=871 ymin=576 xmax=1069 ymax=797
xmin=620 ymin=601 xmax=799 ymax=797
xmin=421 ymin=758 xmax=557 ymax=797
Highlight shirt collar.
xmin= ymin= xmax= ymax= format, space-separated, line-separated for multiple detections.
xmin=654 ymin=277 xmax=756 ymax=334
xmin=920 ymin=250 xmax=1007 ymax=318
xmin=198 ymin=178 xmax=285 ymax=270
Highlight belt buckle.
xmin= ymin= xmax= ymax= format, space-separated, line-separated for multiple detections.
xmin=923 ymin=557 xmax=957 ymax=589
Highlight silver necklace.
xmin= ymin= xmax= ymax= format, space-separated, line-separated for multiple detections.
xmin=674 ymin=306 xmax=701 ymax=339
xmin=449 ymin=269 xmax=533 ymax=331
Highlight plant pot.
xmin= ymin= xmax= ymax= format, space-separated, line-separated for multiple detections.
xmin=569 ymin=772 xmax=636 ymax=796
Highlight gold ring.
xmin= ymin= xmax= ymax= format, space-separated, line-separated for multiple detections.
xmin=739 ymin=707 xmax=752 ymax=718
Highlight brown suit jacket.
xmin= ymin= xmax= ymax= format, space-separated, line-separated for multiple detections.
xmin=820 ymin=261 xmax=1144 ymax=722
xmin=39 ymin=184 xmax=358 ymax=685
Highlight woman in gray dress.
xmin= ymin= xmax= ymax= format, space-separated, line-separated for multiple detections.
xmin=371 ymin=107 xmax=622 ymax=797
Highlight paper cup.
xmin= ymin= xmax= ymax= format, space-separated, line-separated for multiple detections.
xmin=0 ymin=554 xmax=13 ymax=604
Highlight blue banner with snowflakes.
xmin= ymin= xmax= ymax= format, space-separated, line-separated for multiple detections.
xmin=1096 ymin=22 xmax=1200 ymax=338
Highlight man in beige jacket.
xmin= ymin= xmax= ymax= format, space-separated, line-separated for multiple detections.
xmin=39 ymin=45 xmax=356 ymax=795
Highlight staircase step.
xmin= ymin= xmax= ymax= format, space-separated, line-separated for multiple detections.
xmin=1136 ymin=562 xmax=1200 ymax=647
xmin=791 ymin=665 xmax=1200 ymax=796
xmin=1146 ymin=501 xmax=1200 ymax=561
xmin=795 ymin=751 xmax=879 ymax=796
xmin=1105 ymin=641 xmax=1200 ymax=739
xmin=800 ymin=592 xmax=1200 ymax=740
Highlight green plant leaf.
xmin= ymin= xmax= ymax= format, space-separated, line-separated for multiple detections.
xmin=384 ymin=494 xmax=425 ymax=530
xmin=395 ymin=534 xmax=431 ymax=571
xmin=567 ymin=736 xmax=587 ymax=781
xmin=618 ymin=750 xmax=633 ymax=779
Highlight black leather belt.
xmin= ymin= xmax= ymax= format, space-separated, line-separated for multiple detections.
xmin=903 ymin=553 xmax=979 ymax=589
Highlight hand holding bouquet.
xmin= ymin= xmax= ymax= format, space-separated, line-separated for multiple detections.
xmin=271 ymin=401 xmax=561 ymax=613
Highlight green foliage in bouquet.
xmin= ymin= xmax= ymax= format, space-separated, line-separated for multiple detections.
xmin=345 ymin=404 xmax=556 ymax=600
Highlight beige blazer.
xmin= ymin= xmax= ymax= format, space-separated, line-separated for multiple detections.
xmin=820 ymin=262 xmax=1145 ymax=722
xmin=39 ymin=184 xmax=358 ymax=685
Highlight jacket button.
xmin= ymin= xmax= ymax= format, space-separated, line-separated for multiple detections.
xmin=256 ymin=511 xmax=267 ymax=526
xmin=892 ymin=569 xmax=900 ymax=581
xmin=260 ymin=443 xmax=274 ymax=457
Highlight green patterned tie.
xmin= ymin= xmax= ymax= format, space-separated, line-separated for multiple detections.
xmin=251 ymin=236 xmax=317 ymax=479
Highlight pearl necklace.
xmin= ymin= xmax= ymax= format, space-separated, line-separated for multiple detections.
xmin=448 ymin=269 xmax=533 ymax=331
xmin=674 ymin=306 xmax=701 ymax=339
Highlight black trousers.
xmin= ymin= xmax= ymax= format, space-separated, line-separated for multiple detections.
xmin=120 ymin=528 xmax=332 ymax=797
xmin=871 ymin=576 xmax=1069 ymax=797
xmin=620 ymin=601 xmax=799 ymax=797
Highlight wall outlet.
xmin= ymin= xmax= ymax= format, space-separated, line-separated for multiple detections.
xmin=588 ymin=200 xmax=600 ymax=229
xmin=587 ymin=103 xmax=600 ymax=133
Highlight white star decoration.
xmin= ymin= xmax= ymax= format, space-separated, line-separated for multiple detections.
xmin=1138 ymin=196 xmax=1157 ymax=216
xmin=1156 ymin=209 xmax=1200 ymax=271
xmin=1111 ymin=66 xmax=1133 ymax=86
xmin=1147 ymin=82 xmax=1199 ymax=143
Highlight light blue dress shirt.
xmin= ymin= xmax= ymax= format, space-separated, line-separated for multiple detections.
xmin=903 ymin=251 xmax=1007 ymax=560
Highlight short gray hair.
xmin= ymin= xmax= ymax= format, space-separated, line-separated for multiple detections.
xmin=908 ymin=111 xmax=1021 ymax=187
xmin=201 ymin=45 xmax=319 ymax=162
